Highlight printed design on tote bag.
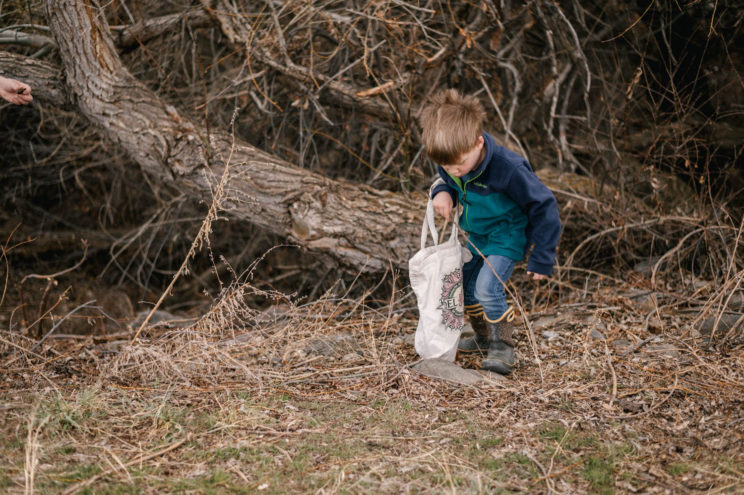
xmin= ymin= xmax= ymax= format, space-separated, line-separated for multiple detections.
xmin=438 ymin=268 xmax=464 ymax=331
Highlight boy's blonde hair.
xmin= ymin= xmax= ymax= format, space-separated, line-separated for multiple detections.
xmin=419 ymin=89 xmax=486 ymax=165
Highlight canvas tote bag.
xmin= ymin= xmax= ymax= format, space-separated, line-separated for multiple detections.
xmin=408 ymin=181 xmax=470 ymax=361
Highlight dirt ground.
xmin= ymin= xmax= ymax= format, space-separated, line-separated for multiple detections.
xmin=2 ymin=276 xmax=743 ymax=494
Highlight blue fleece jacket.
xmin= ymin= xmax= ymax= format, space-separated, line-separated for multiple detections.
xmin=432 ymin=132 xmax=561 ymax=276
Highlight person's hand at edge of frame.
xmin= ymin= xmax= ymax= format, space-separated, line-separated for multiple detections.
xmin=0 ymin=76 xmax=33 ymax=105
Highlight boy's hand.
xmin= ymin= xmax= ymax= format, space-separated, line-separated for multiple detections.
xmin=527 ymin=271 xmax=548 ymax=281
xmin=432 ymin=191 xmax=453 ymax=221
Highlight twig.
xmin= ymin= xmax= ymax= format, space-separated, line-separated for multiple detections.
xmin=28 ymin=300 xmax=97 ymax=353
xmin=604 ymin=341 xmax=618 ymax=405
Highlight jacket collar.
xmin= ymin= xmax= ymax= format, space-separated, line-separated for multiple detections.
xmin=460 ymin=132 xmax=493 ymax=182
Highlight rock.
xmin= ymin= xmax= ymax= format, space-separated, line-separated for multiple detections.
xmin=98 ymin=288 xmax=133 ymax=320
xmin=402 ymin=332 xmax=416 ymax=347
xmin=697 ymin=313 xmax=743 ymax=334
xmin=623 ymin=290 xmax=656 ymax=313
xmin=305 ymin=332 xmax=360 ymax=358
xmin=131 ymin=309 xmax=179 ymax=328
xmin=632 ymin=257 xmax=662 ymax=275
xmin=618 ymin=397 xmax=644 ymax=413
xmin=531 ymin=313 xmax=570 ymax=330
xmin=590 ymin=329 xmax=606 ymax=340
xmin=542 ymin=330 xmax=560 ymax=341
xmin=610 ymin=339 xmax=632 ymax=353
xmin=341 ymin=352 xmax=359 ymax=362
xmin=412 ymin=358 xmax=484 ymax=385
xmin=642 ymin=343 xmax=680 ymax=359
xmin=648 ymin=316 xmax=664 ymax=333
xmin=479 ymin=369 xmax=507 ymax=382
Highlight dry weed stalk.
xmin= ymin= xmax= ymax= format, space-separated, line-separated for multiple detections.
xmin=24 ymin=403 xmax=49 ymax=495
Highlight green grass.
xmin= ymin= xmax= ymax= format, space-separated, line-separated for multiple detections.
xmin=582 ymin=455 xmax=615 ymax=494
xmin=666 ymin=462 xmax=690 ymax=476
xmin=171 ymin=470 xmax=246 ymax=494
xmin=0 ymin=475 xmax=13 ymax=489
xmin=2 ymin=388 xmax=739 ymax=494
xmin=538 ymin=422 xmax=599 ymax=451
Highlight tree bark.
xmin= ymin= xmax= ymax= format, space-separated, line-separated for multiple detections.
xmin=0 ymin=51 xmax=69 ymax=108
xmin=40 ymin=0 xmax=422 ymax=273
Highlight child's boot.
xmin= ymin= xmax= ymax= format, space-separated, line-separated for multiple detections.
xmin=458 ymin=304 xmax=489 ymax=353
xmin=481 ymin=308 xmax=516 ymax=375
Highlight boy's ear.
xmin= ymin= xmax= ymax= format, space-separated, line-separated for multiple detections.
xmin=476 ymin=135 xmax=485 ymax=149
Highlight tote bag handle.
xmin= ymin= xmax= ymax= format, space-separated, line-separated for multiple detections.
xmin=421 ymin=181 xmax=460 ymax=249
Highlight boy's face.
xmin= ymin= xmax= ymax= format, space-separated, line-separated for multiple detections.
xmin=441 ymin=135 xmax=485 ymax=178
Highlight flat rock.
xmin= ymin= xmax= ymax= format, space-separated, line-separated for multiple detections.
xmin=697 ymin=313 xmax=743 ymax=333
xmin=305 ymin=332 xmax=360 ymax=357
xmin=642 ymin=343 xmax=680 ymax=359
xmin=610 ymin=339 xmax=632 ymax=353
xmin=531 ymin=313 xmax=571 ymax=330
xmin=542 ymin=330 xmax=560 ymax=341
xmin=412 ymin=358 xmax=484 ymax=385
xmin=590 ymin=329 xmax=606 ymax=340
xmin=131 ymin=309 xmax=180 ymax=328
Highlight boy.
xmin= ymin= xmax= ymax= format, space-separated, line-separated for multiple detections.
xmin=420 ymin=89 xmax=561 ymax=374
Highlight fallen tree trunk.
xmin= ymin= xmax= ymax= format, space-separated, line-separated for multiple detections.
xmin=38 ymin=0 xmax=421 ymax=273
xmin=0 ymin=51 xmax=69 ymax=107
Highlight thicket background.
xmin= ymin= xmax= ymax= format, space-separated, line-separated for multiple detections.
xmin=1 ymin=1 xmax=743 ymax=493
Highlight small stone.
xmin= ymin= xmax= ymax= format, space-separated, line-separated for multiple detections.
xmin=532 ymin=314 xmax=569 ymax=330
xmin=479 ymin=369 xmax=507 ymax=382
xmin=341 ymin=352 xmax=359 ymax=362
xmin=542 ymin=330 xmax=560 ymax=341
xmin=587 ymin=315 xmax=607 ymax=332
xmin=131 ymin=309 xmax=179 ymax=328
xmin=590 ymin=329 xmax=606 ymax=340
xmin=412 ymin=358 xmax=483 ymax=385
xmin=648 ymin=316 xmax=664 ymax=333
xmin=402 ymin=332 xmax=416 ymax=347
xmin=697 ymin=314 xmax=742 ymax=334
xmin=611 ymin=339 xmax=632 ymax=352
xmin=305 ymin=332 xmax=359 ymax=357
xmin=624 ymin=289 xmax=656 ymax=313
xmin=643 ymin=343 xmax=679 ymax=359
xmin=618 ymin=398 xmax=644 ymax=413
xmin=632 ymin=257 xmax=661 ymax=275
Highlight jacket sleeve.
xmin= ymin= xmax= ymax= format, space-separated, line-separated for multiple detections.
xmin=430 ymin=170 xmax=458 ymax=205
xmin=505 ymin=163 xmax=561 ymax=275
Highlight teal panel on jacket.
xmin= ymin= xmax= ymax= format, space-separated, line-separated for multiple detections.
xmin=452 ymin=182 xmax=528 ymax=261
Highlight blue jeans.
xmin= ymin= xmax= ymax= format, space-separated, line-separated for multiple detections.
xmin=462 ymin=254 xmax=516 ymax=321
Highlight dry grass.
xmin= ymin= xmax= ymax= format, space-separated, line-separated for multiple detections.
xmin=1 ymin=272 xmax=743 ymax=494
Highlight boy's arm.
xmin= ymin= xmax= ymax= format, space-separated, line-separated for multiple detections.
xmin=506 ymin=163 xmax=561 ymax=276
